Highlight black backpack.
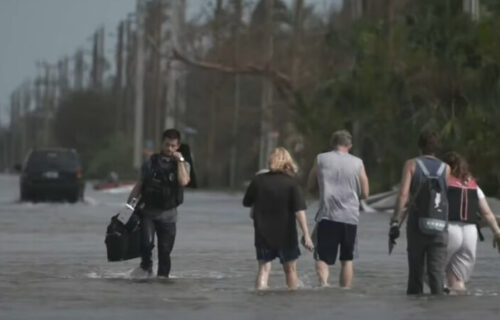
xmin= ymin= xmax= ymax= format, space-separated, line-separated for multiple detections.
xmin=412 ymin=159 xmax=448 ymax=235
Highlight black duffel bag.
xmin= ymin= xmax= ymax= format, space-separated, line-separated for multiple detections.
xmin=105 ymin=212 xmax=141 ymax=262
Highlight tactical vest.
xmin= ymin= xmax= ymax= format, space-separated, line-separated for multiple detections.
xmin=141 ymin=153 xmax=183 ymax=210
xmin=447 ymin=175 xmax=479 ymax=224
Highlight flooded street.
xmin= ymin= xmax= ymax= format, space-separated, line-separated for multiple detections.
xmin=1 ymin=173 xmax=500 ymax=319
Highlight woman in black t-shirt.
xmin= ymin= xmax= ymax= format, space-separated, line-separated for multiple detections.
xmin=243 ymin=147 xmax=314 ymax=290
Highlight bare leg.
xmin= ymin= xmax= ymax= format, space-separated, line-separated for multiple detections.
xmin=316 ymin=260 xmax=329 ymax=287
xmin=256 ymin=261 xmax=271 ymax=290
xmin=283 ymin=260 xmax=298 ymax=290
xmin=447 ymin=271 xmax=466 ymax=293
xmin=340 ymin=260 xmax=353 ymax=288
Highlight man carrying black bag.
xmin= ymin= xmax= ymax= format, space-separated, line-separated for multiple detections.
xmin=127 ymin=129 xmax=190 ymax=277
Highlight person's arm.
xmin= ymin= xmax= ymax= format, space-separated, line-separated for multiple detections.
xmin=127 ymin=181 xmax=142 ymax=204
xmin=127 ymin=162 xmax=146 ymax=203
xmin=177 ymin=161 xmax=190 ymax=187
xmin=306 ymin=160 xmax=318 ymax=195
xmin=359 ymin=164 xmax=369 ymax=200
xmin=478 ymin=196 xmax=500 ymax=252
xmin=296 ymin=210 xmax=313 ymax=251
xmin=479 ymin=197 xmax=500 ymax=235
xmin=243 ymin=179 xmax=256 ymax=207
xmin=391 ymin=159 xmax=415 ymax=226
xmin=173 ymin=151 xmax=190 ymax=187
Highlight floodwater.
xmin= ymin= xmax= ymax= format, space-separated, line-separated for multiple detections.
xmin=1 ymin=174 xmax=500 ymax=319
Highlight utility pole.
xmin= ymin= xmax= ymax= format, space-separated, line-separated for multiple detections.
xmin=9 ymin=91 xmax=20 ymax=165
xmin=164 ymin=0 xmax=186 ymax=131
xmin=133 ymin=0 xmax=146 ymax=169
xmin=463 ymin=0 xmax=480 ymax=20
xmin=115 ymin=20 xmax=126 ymax=133
xmin=57 ymin=57 xmax=70 ymax=98
xmin=40 ymin=62 xmax=54 ymax=147
xmin=0 ymin=109 xmax=5 ymax=171
xmin=12 ymin=89 xmax=24 ymax=162
xmin=229 ymin=0 xmax=242 ymax=188
xmin=74 ymin=49 xmax=85 ymax=90
xmin=258 ymin=0 xmax=275 ymax=170
xmin=91 ymin=29 xmax=99 ymax=89
xmin=1 ymin=117 xmax=8 ymax=171
xmin=205 ymin=0 xmax=223 ymax=186
xmin=124 ymin=15 xmax=135 ymax=137
xmin=350 ymin=0 xmax=363 ymax=19
xmin=115 ymin=21 xmax=126 ymax=92
xmin=33 ymin=65 xmax=47 ymax=148
xmin=291 ymin=0 xmax=304 ymax=86
xmin=20 ymin=82 xmax=31 ymax=158
xmin=154 ymin=0 xmax=164 ymax=147
xmin=91 ymin=27 xmax=106 ymax=89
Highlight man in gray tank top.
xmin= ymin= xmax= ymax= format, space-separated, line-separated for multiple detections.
xmin=390 ymin=130 xmax=450 ymax=294
xmin=307 ymin=130 xmax=370 ymax=288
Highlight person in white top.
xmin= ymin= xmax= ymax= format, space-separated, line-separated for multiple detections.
xmin=443 ymin=151 xmax=500 ymax=293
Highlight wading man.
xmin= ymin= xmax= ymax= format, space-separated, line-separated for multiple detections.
xmin=127 ymin=129 xmax=190 ymax=277
xmin=307 ymin=130 xmax=370 ymax=288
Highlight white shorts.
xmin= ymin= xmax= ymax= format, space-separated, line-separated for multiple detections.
xmin=446 ymin=222 xmax=478 ymax=282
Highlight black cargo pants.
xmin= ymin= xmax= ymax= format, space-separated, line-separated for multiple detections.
xmin=406 ymin=226 xmax=448 ymax=295
xmin=140 ymin=216 xmax=176 ymax=277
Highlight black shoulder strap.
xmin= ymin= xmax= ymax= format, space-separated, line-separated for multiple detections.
xmin=406 ymin=159 xmax=427 ymax=212
xmin=149 ymin=154 xmax=161 ymax=170
xmin=150 ymin=153 xmax=160 ymax=163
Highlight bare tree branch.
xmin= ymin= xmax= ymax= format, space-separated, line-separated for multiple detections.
xmin=171 ymin=48 xmax=295 ymax=96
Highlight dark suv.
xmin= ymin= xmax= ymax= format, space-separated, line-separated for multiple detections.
xmin=20 ymin=148 xmax=85 ymax=202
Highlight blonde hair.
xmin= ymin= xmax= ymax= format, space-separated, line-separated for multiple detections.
xmin=268 ymin=147 xmax=298 ymax=176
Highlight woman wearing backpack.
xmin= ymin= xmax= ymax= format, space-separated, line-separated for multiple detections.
xmin=443 ymin=152 xmax=500 ymax=293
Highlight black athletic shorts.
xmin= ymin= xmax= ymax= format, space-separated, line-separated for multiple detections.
xmin=256 ymin=245 xmax=300 ymax=264
xmin=314 ymin=219 xmax=357 ymax=265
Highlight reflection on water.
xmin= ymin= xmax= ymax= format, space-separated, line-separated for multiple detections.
xmin=1 ymin=174 xmax=500 ymax=319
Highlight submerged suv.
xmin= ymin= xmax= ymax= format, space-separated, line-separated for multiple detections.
xmin=20 ymin=148 xmax=85 ymax=202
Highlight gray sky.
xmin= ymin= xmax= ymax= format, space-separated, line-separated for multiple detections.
xmin=0 ymin=0 xmax=136 ymax=125
xmin=0 ymin=0 xmax=341 ymax=126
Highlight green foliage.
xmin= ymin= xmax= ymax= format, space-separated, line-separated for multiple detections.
xmin=291 ymin=0 xmax=500 ymax=194
xmin=53 ymin=89 xmax=134 ymax=178
xmin=86 ymin=133 xmax=135 ymax=179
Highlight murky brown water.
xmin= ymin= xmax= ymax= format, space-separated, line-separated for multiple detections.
xmin=1 ymin=174 xmax=499 ymax=319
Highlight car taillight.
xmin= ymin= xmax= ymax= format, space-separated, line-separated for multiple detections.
xmin=76 ymin=170 xmax=83 ymax=179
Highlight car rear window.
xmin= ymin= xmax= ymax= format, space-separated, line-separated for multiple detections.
xmin=26 ymin=150 xmax=80 ymax=171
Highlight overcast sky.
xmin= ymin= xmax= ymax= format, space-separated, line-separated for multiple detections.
xmin=0 ymin=0 xmax=341 ymax=125
xmin=0 ymin=0 xmax=136 ymax=125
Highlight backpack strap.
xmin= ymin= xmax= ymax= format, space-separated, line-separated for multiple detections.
xmin=416 ymin=158 xmax=430 ymax=177
xmin=416 ymin=158 xmax=446 ymax=177
xmin=405 ymin=158 xmax=437 ymax=216
xmin=436 ymin=162 xmax=446 ymax=176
